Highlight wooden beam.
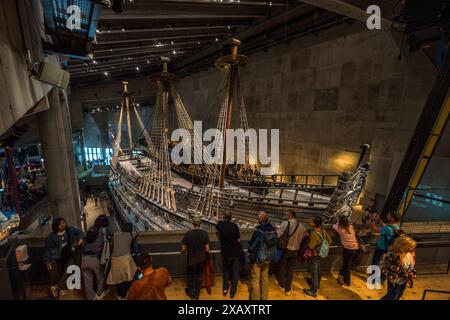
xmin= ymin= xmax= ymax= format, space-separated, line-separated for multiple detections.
xmin=301 ymin=0 xmax=392 ymax=30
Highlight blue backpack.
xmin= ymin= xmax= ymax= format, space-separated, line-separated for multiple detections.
xmin=255 ymin=229 xmax=278 ymax=263
xmin=316 ymin=231 xmax=330 ymax=259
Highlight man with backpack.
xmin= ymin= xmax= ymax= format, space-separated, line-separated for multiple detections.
xmin=247 ymin=211 xmax=277 ymax=300
xmin=303 ymin=217 xmax=332 ymax=298
xmin=275 ymin=209 xmax=306 ymax=296
xmin=370 ymin=212 xmax=402 ymax=283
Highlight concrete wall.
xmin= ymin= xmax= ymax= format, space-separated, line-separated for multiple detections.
xmin=0 ymin=0 xmax=53 ymax=135
xmin=174 ymin=25 xmax=447 ymax=206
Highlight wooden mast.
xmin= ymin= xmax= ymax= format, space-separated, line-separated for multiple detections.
xmin=123 ymin=81 xmax=133 ymax=153
xmin=219 ymin=39 xmax=241 ymax=189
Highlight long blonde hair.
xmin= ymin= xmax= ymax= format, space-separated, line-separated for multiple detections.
xmin=391 ymin=236 xmax=416 ymax=254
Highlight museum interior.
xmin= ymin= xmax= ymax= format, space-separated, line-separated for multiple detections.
xmin=0 ymin=0 xmax=449 ymax=301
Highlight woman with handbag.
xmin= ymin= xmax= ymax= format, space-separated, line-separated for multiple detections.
xmin=333 ymin=216 xmax=360 ymax=286
xmin=106 ymin=223 xmax=138 ymax=300
xmin=380 ymin=236 xmax=417 ymax=300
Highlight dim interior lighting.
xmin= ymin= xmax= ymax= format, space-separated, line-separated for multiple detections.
xmin=227 ymin=25 xmax=231 ymax=30
xmin=215 ymin=38 xmax=219 ymax=42
xmin=104 ymin=71 xmax=109 ymax=76
xmin=197 ymin=41 xmax=201 ymax=45
xmin=173 ymin=50 xmax=176 ymax=54
xmin=147 ymin=60 xmax=150 ymax=64
xmin=136 ymin=66 xmax=140 ymax=71
xmin=96 ymin=28 xmax=100 ymax=33
xmin=122 ymin=27 xmax=126 ymax=32
xmin=93 ymin=60 xmax=97 ymax=64
xmin=136 ymin=103 xmax=140 ymax=107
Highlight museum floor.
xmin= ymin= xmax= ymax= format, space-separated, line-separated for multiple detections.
xmin=27 ymin=270 xmax=450 ymax=300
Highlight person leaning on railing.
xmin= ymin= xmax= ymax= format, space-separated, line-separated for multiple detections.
xmin=43 ymin=217 xmax=84 ymax=299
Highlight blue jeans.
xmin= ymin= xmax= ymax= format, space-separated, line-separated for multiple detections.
xmin=309 ymin=256 xmax=321 ymax=294
xmin=187 ymin=262 xmax=204 ymax=299
xmin=372 ymin=247 xmax=387 ymax=283
xmin=381 ymin=282 xmax=406 ymax=300
xmin=222 ymin=256 xmax=240 ymax=296
xmin=276 ymin=249 xmax=298 ymax=291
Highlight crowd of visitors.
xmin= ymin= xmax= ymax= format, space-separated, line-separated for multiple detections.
xmin=42 ymin=208 xmax=416 ymax=301
xmin=1 ymin=178 xmax=47 ymax=213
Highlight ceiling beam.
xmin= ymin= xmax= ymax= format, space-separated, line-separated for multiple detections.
xmin=96 ymin=24 xmax=243 ymax=35
xmin=130 ymin=0 xmax=288 ymax=7
xmin=96 ymin=32 xmax=227 ymax=45
xmin=175 ymin=2 xmax=314 ymax=71
xmin=300 ymin=0 xmax=391 ymax=29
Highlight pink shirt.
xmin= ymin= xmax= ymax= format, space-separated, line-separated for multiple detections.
xmin=332 ymin=223 xmax=359 ymax=250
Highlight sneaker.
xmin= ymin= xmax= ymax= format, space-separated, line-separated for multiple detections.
xmin=185 ymin=288 xmax=195 ymax=300
xmin=50 ymin=286 xmax=60 ymax=299
xmin=97 ymin=288 xmax=110 ymax=300
xmin=303 ymin=289 xmax=317 ymax=298
xmin=285 ymin=291 xmax=291 ymax=296
xmin=274 ymin=279 xmax=285 ymax=292
xmin=223 ymin=289 xmax=229 ymax=297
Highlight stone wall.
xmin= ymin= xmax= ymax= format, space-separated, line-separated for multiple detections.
xmin=174 ymin=25 xmax=445 ymax=207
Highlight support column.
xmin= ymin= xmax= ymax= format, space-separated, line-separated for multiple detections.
xmin=38 ymin=88 xmax=81 ymax=228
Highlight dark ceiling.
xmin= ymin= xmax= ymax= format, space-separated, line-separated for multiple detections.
xmin=66 ymin=0 xmax=398 ymax=87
